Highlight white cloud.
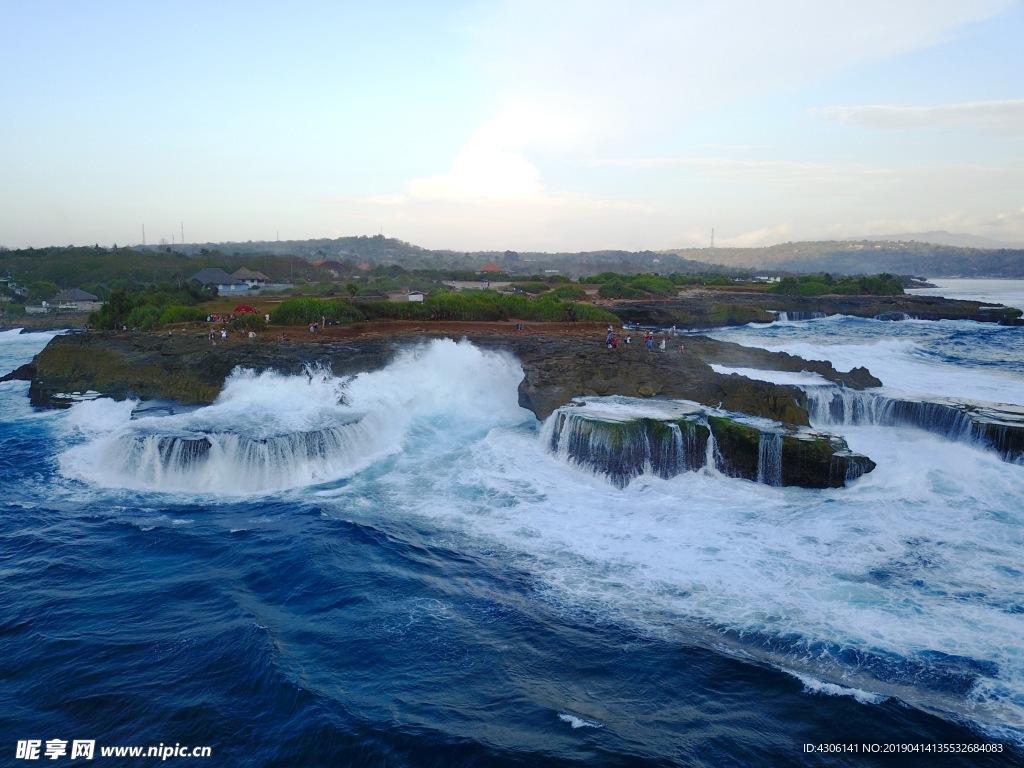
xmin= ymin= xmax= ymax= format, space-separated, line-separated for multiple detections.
xmin=404 ymin=102 xmax=582 ymax=201
xmin=407 ymin=145 xmax=543 ymax=201
xmin=359 ymin=194 xmax=407 ymax=206
xmin=461 ymin=0 xmax=1015 ymax=146
xmin=591 ymin=155 xmax=905 ymax=192
xmin=374 ymin=0 xmax=1021 ymax=249
xmin=812 ymin=99 xmax=1024 ymax=133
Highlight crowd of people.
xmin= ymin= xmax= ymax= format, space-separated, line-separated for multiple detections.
xmin=605 ymin=325 xmax=684 ymax=354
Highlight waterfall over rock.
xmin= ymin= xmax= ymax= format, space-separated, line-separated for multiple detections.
xmin=772 ymin=311 xmax=828 ymax=322
xmin=544 ymin=398 xmax=874 ymax=489
xmin=545 ymin=407 xmax=709 ymax=488
xmin=757 ymin=432 xmax=783 ymax=486
xmin=109 ymin=420 xmax=381 ymax=491
xmin=804 ymin=386 xmax=1024 ymax=464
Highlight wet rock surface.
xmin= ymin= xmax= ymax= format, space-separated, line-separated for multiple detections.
xmin=21 ymin=327 xmax=874 ymax=428
xmin=613 ymin=291 xmax=1024 ymax=328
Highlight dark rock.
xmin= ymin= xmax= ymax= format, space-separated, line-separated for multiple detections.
xmin=548 ymin=406 xmax=872 ymax=489
xmin=805 ymin=387 xmax=1024 ymax=464
xmin=24 ymin=328 xmax=880 ymax=429
xmin=22 ymin=326 xmax=890 ymax=489
xmin=0 ymin=362 xmax=35 ymax=383
xmin=614 ymin=291 xmax=1023 ymax=328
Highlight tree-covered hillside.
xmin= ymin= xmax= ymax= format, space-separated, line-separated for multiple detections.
xmin=0 ymin=245 xmax=322 ymax=296
xmin=661 ymin=240 xmax=1024 ymax=278
xmin=4 ymin=236 xmax=1022 ymax=295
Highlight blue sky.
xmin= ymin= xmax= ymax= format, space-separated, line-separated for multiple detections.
xmin=2 ymin=0 xmax=1022 ymax=251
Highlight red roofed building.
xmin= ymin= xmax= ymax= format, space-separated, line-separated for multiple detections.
xmin=479 ymin=263 xmax=504 ymax=273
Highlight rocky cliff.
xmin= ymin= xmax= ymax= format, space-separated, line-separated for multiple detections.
xmin=3 ymin=326 xmax=882 ymax=490
xmin=12 ymin=327 xmax=877 ymax=426
xmin=612 ymin=290 xmax=1023 ymax=329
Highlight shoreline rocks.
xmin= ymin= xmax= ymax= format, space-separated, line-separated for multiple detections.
xmin=7 ymin=289 xmax=1022 ymax=488
xmin=18 ymin=328 xmax=876 ymax=427
xmin=612 ymin=291 xmax=1023 ymax=329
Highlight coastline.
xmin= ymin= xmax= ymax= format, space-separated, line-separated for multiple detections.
xmin=5 ymin=287 xmax=1019 ymax=420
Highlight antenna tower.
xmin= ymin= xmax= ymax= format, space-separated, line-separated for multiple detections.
xmin=711 ymin=228 xmax=715 ymax=248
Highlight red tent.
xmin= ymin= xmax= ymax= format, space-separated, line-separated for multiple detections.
xmin=234 ymin=305 xmax=257 ymax=313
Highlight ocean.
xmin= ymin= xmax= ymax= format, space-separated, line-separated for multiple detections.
xmin=2 ymin=282 xmax=1023 ymax=766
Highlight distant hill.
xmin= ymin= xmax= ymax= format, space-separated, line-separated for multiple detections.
xmin=147 ymin=236 xmax=728 ymax=279
xmin=5 ymin=235 xmax=1023 ymax=288
xmin=857 ymin=231 xmax=1024 ymax=249
xmin=661 ymin=240 xmax=1024 ymax=278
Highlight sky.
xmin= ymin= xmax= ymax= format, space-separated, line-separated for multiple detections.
xmin=1 ymin=0 xmax=1023 ymax=252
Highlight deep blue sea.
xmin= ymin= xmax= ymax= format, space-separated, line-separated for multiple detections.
xmin=3 ymin=282 xmax=1024 ymax=766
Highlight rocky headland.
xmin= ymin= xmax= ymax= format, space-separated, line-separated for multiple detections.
xmin=4 ymin=290 xmax=1022 ymax=488
xmin=611 ymin=288 xmax=1024 ymax=328
xmin=9 ymin=321 xmax=878 ymax=423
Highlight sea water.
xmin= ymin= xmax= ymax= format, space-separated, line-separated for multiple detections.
xmin=1 ymin=299 xmax=1023 ymax=766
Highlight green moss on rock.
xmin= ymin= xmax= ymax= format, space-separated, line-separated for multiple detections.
xmin=707 ymin=416 xmax=761 ymax=480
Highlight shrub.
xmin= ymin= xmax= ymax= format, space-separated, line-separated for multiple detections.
xmin=271 ymin=298 xmax=366 ymax=326
xmin=549 ymin=285 xmax=586 ymax=300
xmin=159 ymin=305 xmax=207 ymax=324
xmin=627 ymin=274 xmax=675 ymax=296
xmin=125 ymin=304 xmax=161 ymax=331
xmin=231 ymin=314 xmax=267 ymax=332
xmin=598 ymin=282 xmax=645 ymax=299
xmin=514 ymin=282 xmax=549 ymax=295
xmin=267 ymin=292 xmax=619 ymax=325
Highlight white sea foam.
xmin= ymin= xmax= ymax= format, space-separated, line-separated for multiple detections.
xmin=709 ymin=364 xmax=831 ymax=386
xmin=342 ymin=323 xmax=1024 ymax=742
xmin=792 ymin=673 xmax=886 ymax=705
xmin=57 ymin=338 xmax=531 ymax=494
xmin=22 ymin=320 xmax=1024 ymax=743
xmin=0 ymin=329 xmax=58 ymax=381
xmin=907 ymin=278 xmax=1024 ymax=313
xmin=708 ymin=318 xmax=1024 ymax=405
xmin=426 ymin=422 xmax=1024 ymax=738
xmin=558 ymin=712 xmax=604 ymax=729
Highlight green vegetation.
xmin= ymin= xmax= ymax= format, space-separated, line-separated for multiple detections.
xmin=584 ymin=271 xmax=748 ymax=298
xmin=6 ymin=235 xmax=1024 ymax=293
xmin=512 ymin=274 xmax=571 ymax=284
xmin=547 ymin=285 xmax=587 ymax=300
xmin=271 ymin=292 xmax=618 ymax=326
xmin=597 ymin=283 xmax=646 ymax=299
xmin=89 ymin=283 xmax=207 ymax=331
xmin=662 ymin=239 xmax=1024 ymax=278
xmin=230 ymin=314 xmax=267 ymax=333
xmin=2 ymin=236 xmax=942 ymax=336
xmin=769 ymin=273 xmax=905 ymax=297
xmin=591 ymin=273 xmax=676 ymax=298
xmin=513 ymin=282 xmax=550 ymax=295
xmin=267 ymin=298 xmax=368 ymax=326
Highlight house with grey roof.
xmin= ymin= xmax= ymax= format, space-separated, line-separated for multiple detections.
xmin=232 ymin=268 xmax=270 ymax=288
xmin=53 ymin=288 xmax=102 ymax=311
xmin=189 ymin=268 xmax=249 ymax=293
